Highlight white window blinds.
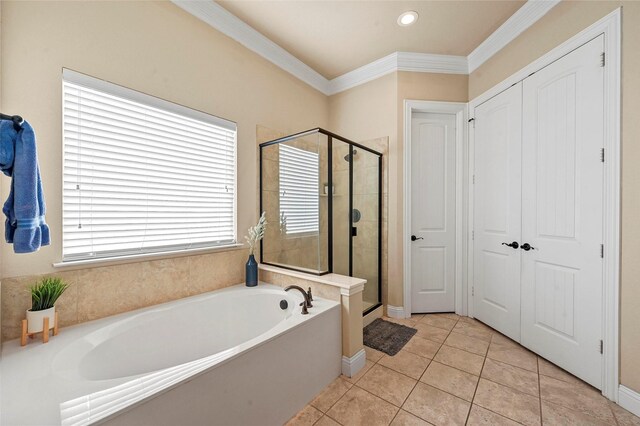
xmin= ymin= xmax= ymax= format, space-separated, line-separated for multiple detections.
xmin=62 ymin=70 xmax=237 ymax=261
xmin=278 ymin=144 xmax=319 ymax=235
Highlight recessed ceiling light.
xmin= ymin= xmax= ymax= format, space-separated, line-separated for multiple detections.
xmin=397 ymin=11 xmax=418 ymax=27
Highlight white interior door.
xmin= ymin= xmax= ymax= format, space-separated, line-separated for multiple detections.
xmin=473 ymin=83 xmax=523 ymax=341
xmin=410 ymin=112 xmax=456 ymax=313
xmin=520 ymin=35 xmax=604 ymax=389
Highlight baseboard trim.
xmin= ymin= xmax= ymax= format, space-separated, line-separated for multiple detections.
xmin=386 ymin=305 xmax=405 ymax=319
xmin=619 ymin=385 xmax=640 ymax=417
xmin=341 ymin=349 xmax=366 ymax=378
xmin=363 ymin=305 xmax=383 ymax=327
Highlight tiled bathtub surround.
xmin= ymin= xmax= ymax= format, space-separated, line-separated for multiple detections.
xmin=287 ymin=314 xmax=640 ymax=426
xmin=1 ymin=248 xmax=248 ymax=342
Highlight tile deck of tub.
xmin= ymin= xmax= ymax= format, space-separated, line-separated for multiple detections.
xmin=286 ymin=314 xmax=640 ymax=426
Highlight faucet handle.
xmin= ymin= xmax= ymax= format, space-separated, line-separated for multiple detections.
xmin=307 ymin=287 xmax=313 ymax=302
xmin=300 ymin=301 xmax=309 ymax=315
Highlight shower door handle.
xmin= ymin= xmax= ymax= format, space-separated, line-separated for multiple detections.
xmin=411 ymin=235 xmax=423 ymax=241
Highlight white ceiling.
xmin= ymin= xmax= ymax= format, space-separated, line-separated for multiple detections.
xmin=217 ymin=1 xmax=525 ymax=79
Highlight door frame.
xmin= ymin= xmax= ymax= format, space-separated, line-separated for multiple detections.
xmin=467 ymin=9 xmax=621 ymax=401
xmin=403 ymin=100 xmax=468 ymax=317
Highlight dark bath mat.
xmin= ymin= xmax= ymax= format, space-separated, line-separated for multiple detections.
xmin=364 ymin=318 xmax=417 ymax=356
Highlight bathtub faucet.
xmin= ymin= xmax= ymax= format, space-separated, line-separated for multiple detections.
xmin=284 ymin=285 xmax=312 ymax=314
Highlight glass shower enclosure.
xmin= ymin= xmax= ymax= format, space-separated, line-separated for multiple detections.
xmin=259 ymin=128 xmax=382 ymax=314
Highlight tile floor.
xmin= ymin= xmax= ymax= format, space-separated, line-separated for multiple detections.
xmin=286 ymin=314 xmax=640 ymax=426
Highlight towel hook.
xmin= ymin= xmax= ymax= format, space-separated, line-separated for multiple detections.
xmin=0 ymin=113 xmax=24 ymax=131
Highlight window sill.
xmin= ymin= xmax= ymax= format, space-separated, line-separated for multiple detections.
xmin=52 ymin=243 xmax=246 ymax=270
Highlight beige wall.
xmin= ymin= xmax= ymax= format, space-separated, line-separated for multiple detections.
xmin=329 ymin=72 xmax=468 ymax=308
xmin=0 ymin=1 xmax=328 ymax=338
xmin=0 ymin=0 xmax=328 ymax=279
xmin=468 ymin=1 xmax=640 ymax=394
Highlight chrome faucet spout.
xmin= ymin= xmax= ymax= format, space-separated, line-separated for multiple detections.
xmin=284 ymin=285 xmax=312 ymax=314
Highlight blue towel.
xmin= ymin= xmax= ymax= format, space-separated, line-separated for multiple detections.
xmin=0 ymin=120 xmax=50 ymax=253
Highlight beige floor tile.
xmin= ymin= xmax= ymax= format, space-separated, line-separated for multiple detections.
xmin=539 ymin=375 xmax=616 ymax=423
xmin=481 ymin=358 xmax=539 ymax=397
xmin=403 ymin=382 xmax=471 ymax=426
xmin=357 ymin=364 xmax=418 ymax=407
xmin=285 ymin=405 xmax=323 ymax=426
xmin=420 ymin=361 xmax=479 ymax=402
xmin=451 ymin=321 xmax=493 ymax=342
xmin=410 ymin=314 xmax=426 ymax=322
xmin=473 ymin=379 xmax=541 ymax=426
xmin=537 ymin=357 xmax=582 ymax=385
xmin=444 ymin=332 xmax=490 ymax=356
xmin=466 ymin=405 xmax=520 ymax=425
xmin=327 ymin=386 xmax=399 ymax=426
xmin=433 ymin=345 xmax=485 ymax=376
xmin=487 ymin=342 xmax=538 ymax=373
xmin=315 ymin=415 xmax=341 ymax=426
xmin=390 ymin=410 xmax=433 ymax=426
xmin=379 ymin=350 xmax=431 ymax=380
xmin=311 ymin=377 xmax=353 ymax=412
xmin=365 ymin=346 xmax=386 ymax=363
xmin=402 ymin=336 xmax=441 ymax=359
xmin=413 ymin=322 xmax=451 ymax=343
xmin=491 ymin=332 xmax=520 ymax=348
xmin=542 ymin=400 xmax=612 ymax=426
xmin=610 ymin=401 xmax=640 ymax=426
xmin=343 ymin=359 xmax=375 ymax=384
xmin=384 ymin=316 xmax=419 ymax=328
xmin=430 ymin=313 xmax=461 ymax=321
xmin=420 ymin=315 xmax=457 ymax=331
xmin=457 ymin=316 xmax=487 ymax=326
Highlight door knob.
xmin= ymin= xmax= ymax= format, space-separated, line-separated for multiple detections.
xmin=411 ymin=235 xmax=424 ymax=241
xmin=521 ymin=243 xmax=535 ymax=251
xmin=501 ymin=241 xmax=519 ymax=249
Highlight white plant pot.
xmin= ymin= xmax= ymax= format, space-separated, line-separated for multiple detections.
xmin=26 ymin=307 xmax=55 ymax=334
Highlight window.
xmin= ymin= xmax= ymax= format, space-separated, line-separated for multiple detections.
xmin=278 ymin=144 xmax=319 ymax=235
xmin=62 ymin=69 xmax=236 ymax=261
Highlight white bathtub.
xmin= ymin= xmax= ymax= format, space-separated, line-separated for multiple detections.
xmin=1 ymin=283 xmax=341 ymax=426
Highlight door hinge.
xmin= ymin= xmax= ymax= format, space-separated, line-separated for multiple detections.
xmin=600 ymin=339 xmax=604 ymax=354
xmin=473 ymin=174 xmax=475 ymax=184
xmin=472 ymin=287 xmax=475 ymax=296
xmin=601 ymin=244 xmax=604 ymax=258
xmin=601 ymin=148 xmax=605 ymax=163
xmin=600 ymin=52 xmax=606 ymax=67
xmin=472 ymin=230 xmax=475 ymax=240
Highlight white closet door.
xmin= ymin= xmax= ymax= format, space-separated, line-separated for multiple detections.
xmin=473 ymin=83 xmax=523 ymax=341
xmin=411 ymin=113 xmax=457 ymax=312
xmin=521 ymin=35 xmax=604 ymax=389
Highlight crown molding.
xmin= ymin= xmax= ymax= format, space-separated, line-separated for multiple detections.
xmin=172 ymin=0 xmax=559 ymax=95
xmin=467 ymin=0 xmax=561 ymax=73
xmin=397 ymin=52 xmax=469 ymax=74
xmin=327 ymin=52 xmax=468 ymax=95
xmin=328 ymin=52 xmax=398 ymax=95
xmin=170 ymin=0 xmax=330 ymax=94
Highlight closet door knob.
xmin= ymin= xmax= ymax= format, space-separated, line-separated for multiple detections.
xmin=411 ymin=235 xmax=424 ymax=241
xmin=501 ymin=241 xmax=519 ymax=249
xmin=521 ymin=243 xmax=535 ymax=251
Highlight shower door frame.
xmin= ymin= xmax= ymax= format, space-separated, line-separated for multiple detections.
xmin=259 ymin=128 xmax=383 ymax=315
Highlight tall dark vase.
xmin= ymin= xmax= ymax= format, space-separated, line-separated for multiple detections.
xmin=245 ymin=254 xmax=258 ymax=287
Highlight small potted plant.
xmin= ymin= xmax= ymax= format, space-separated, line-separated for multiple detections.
xmin=245 ymin=212 xmax=267 ymax=287
xmin=26 ymin=277 xmax=68 ymax=334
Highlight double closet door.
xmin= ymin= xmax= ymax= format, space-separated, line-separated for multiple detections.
xmin=473 ymin=35 xmax=605 ymax=389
